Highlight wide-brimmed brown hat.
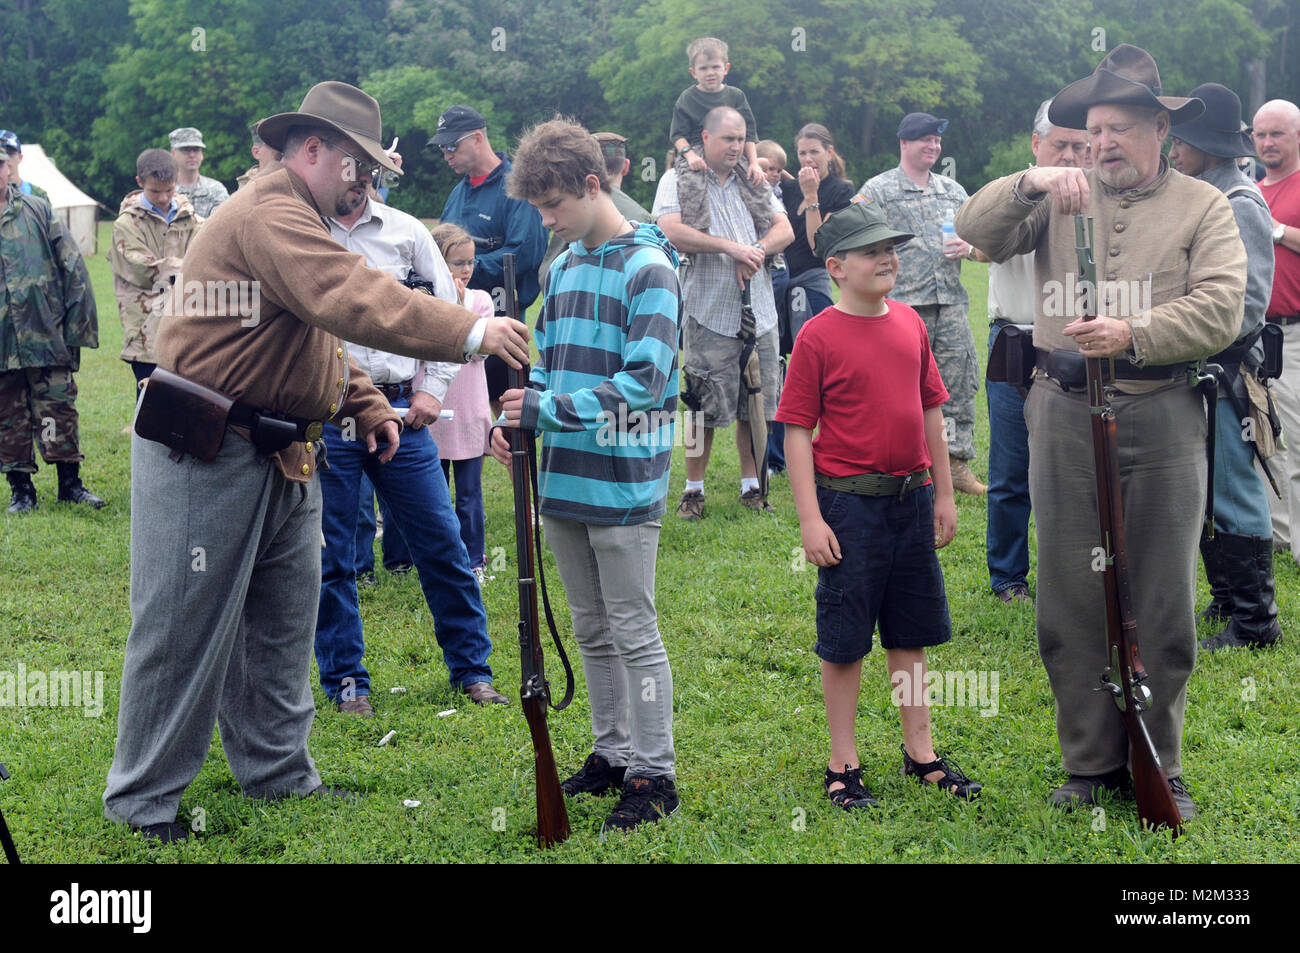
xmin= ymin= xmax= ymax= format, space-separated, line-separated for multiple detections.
xmin=257 ymin=82 xmax=400 ymax=174
xmin=1048 ymin=44 xmax=1203 ymax=130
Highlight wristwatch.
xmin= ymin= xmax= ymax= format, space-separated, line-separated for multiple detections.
xmin=1274 ymin=223 xmax=1288 ymax=243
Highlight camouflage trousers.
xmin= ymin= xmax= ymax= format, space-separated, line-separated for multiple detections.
xmin=912 ymin=304 xmax=978 ymax=461
xmin=0 ymin=366 xmax=84 ymax=473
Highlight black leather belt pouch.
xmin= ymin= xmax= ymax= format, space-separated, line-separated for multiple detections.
xmin=1261 ymin=323 xmax=1283 ymax=380
xmin=1045 ymin=349 xmax=1088 ymax=390
xmin=250 ymin=415 xmax=299 ymax=455
xmin=987 ymin=323 xmax=1035 ymax=388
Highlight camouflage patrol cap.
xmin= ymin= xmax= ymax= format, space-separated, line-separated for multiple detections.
xmin=169 ymin=127 xmax=206 ymax=149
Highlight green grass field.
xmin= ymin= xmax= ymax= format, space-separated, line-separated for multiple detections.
xmin=1 ymin=222 xmax=1296 ymax=863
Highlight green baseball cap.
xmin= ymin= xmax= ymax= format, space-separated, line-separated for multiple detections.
xmin=814 ymin=199 xmax=913 ymax=262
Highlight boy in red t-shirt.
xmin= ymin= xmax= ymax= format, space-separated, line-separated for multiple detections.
xmin=775 ymin=200 xmax=982 ymax=809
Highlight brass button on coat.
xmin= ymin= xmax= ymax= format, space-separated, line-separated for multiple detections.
xmin=301 ymin=464 xmax=311 ymax=475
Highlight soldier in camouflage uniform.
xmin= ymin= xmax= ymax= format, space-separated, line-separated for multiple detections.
xmin=1 ymin=130 xmax=50 ymax=203
xmin=168 ymin=127 xmax=229 ymax=218
xmin=109 ymin=149 xmax=202 ymax=395
xmin=0 ymin=152 xmax=104 ymax=512
xmin=857 ymin=112 xmax=986 ymax=495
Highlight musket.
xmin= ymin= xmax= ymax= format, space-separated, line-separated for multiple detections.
xmin=1074 ymin=215 xmax=1183 ymax=836
xmin=503 ymin=253 xmax=572 ymax=848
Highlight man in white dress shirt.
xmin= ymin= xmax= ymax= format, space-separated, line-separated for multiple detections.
xmin=315 ymin=188 xmax=507 ymax=715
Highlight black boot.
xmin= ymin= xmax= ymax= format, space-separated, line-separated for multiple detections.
xmin=6 ymin=471 xmax=37 ymax=514
xmin=1198 ymin=527 xmax=1231 ymax=622
xmin=55 ymin=462 xmax=106 ymax=509
xmin=1200 ymin=533 xmax=1283 ymax=651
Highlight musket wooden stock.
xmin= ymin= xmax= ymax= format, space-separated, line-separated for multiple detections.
xmin=1074 ymin=216 xmax=1183 ymax=837
xmin=503 ymin=253 xmax=570 ymax=848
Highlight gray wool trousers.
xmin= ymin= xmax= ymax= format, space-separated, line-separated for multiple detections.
xmin=104 ymin=430 xmax=324 ymax=827
xmin=1026 ymin=379 xmax=1204 ymax=779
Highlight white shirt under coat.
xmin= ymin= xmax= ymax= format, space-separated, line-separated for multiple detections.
xmin=328 ymin=199 xmax=462 ymax=401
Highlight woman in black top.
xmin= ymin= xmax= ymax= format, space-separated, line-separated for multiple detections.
xmin=767 ymin=124 xmax=855 ymax=474
xmin=779 ymin=124 xmax=855 ymax=344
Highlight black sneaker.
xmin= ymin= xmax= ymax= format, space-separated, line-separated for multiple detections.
xmin=133 ymin=821 xmax=190 ymax=843
xmin=601 ymin=775 xmax=679 ymax=835
xmin=386 ymin=561 xmax=414 ymax=575
xmin=561 ymin=752 xmax=626 ymax=797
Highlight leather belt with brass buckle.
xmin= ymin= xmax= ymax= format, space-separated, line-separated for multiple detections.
xmin=228 ymin=402 xmax=324 ymax=454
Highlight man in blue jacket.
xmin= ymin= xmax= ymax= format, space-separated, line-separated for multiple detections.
xmin=432 ymin=106 xmax=547 ymax=406
xmin=492 ymin=117 xmax=682 ymax=836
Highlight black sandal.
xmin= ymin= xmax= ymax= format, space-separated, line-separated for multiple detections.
xmin=900 ymin=744 xmax=982 ymax=800
xmin=824 ymin=765 xmax=879 ymax=810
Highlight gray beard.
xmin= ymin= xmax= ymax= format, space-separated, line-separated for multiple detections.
xmin=1097 ymin=163 xmax=1142 ymax=189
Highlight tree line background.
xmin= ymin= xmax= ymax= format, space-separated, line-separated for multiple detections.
xmin=2 ymin=0 xmax=1296 ymax=220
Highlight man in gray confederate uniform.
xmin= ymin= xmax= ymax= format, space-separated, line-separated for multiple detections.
xmin=957 ymin=45 xmax=1245 ymax=820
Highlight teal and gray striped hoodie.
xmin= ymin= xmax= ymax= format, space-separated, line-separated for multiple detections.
xmin=519 ymin=221 xmax=681 ymax=525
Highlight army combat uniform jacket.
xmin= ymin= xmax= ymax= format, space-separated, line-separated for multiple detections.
xmin=0 ymin=187 xmax=98 ymax=371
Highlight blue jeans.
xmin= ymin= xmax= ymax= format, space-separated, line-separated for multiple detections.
xmin=441 ymin=456 xmax=486 ymax=568
xmin=768 ymin=265 xmax=791 ymax=472
xmin=353 ymin=473 xmax=404 ymax=574
xmin=786 ymin=268 xmax=834 ymax=345
xmin=1212 ymin=378 xmax=1272 ymax=537
xmin=986 ymin=324 xmax=1032 ymax=592
xmin=315 ymin=402 xmax=493 ymax=700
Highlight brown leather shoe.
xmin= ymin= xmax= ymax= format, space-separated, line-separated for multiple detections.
xmin=739 ymin=488 xmax=776 ymax=512
xmin=995 ymin=584 xmax=1032 ymax=605
xmin=949 ymin=456 xmax=987 ymax=496
xmin=463 ymin=681 xmax=510 ymax=706
xmin=676 ymin=489 xmax=704 ymax=521
xmin=337 ymin=696 xmax=375 ymax=717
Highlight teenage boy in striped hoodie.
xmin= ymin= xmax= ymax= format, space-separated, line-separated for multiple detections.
xmin=493 ymin=118 xmax=683 ymax=834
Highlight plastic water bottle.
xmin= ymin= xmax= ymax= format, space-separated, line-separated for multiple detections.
xmin=941 ymin=211 xmax=959 ymax=257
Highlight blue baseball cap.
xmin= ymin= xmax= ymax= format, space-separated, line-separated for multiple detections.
xmin=897 ymin=113 xmax=948 ymax=140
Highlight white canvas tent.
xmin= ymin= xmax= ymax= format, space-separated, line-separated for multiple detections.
xmin=14 ymin=144 xmax=100 ymax=256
